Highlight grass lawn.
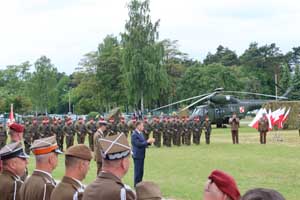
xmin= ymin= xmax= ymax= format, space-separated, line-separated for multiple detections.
xmin=27 ymin=125 xmax=300 ymax=200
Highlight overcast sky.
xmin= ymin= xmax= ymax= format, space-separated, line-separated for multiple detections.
xmin=1 ymin=0 xmax=300 ymax=74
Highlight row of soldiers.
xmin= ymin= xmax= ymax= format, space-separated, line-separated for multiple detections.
xmin=0 ymin=115 xmax=213 ymax=153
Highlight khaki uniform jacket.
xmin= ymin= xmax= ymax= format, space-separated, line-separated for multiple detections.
xmin=93 ymin=130 xmax=104 ymax=163
xmin=0 ymin=170 xmax=23 ymax=200
xmin=258 ymin=118 xmax=269 ymax=132
xmin=229 ymin=117 xmax=240 ymax=131
xmin=82 ymin=172 xmax=136 ymax=200
xmin=50 ymin=176 xmax=84 ymax=200
xmin=20 ymin=170 xmax=56 ymax=200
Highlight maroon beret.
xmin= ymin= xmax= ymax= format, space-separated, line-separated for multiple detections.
xmin=208 ymin=170 xmax=241 ymax=200
xmin=9 ymin=123 xmax=24 ymax=133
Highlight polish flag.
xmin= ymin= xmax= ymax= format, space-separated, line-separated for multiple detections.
xmin=249 ymin=108 xmax=267 ymax=129
xmin=278 ymin=107 xmax=290 ymax=129
xmin=7 ymin=104 xmax=15 ymax=125
xmin=272 ymin=108 xmax=285 ymax=127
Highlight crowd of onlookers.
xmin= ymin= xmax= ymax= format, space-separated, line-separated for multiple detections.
xmin=0 ymin=122 xmax=286 ymax=200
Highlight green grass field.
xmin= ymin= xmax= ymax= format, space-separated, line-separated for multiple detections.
xmin=27 ymin=125 xmax=300 ymax=200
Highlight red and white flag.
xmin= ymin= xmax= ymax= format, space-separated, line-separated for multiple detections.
xmin=7 ymin=104 xmax=15 ymax=125
xmin=249 ymin=108 xmax=267 ymax=129
xmin=278 ymin=107 xmax=290 ymax=129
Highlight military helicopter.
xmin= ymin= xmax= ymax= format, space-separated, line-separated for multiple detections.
xmin=151 ymin=88 xmax=288 ymax=127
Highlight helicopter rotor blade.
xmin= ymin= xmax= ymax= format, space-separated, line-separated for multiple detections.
xmin=151 ymin=93 xmax=211 ymax=112
xmin=180 ymin=92 xmax=217 ymax=112
xmin=224 ymin=91 xmax=288 ymax=100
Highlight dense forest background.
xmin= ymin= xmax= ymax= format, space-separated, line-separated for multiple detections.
xmin=1 ymin=0 xmax=300 ymax=115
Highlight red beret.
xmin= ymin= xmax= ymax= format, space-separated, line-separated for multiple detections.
xmin=9 ymin=123 xmax=24 ymax=133
xmin=208 ymin=170 xmax=241 ymax=200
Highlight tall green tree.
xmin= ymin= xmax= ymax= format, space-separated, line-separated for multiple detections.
xmin=159 ymin=39 xmax=188 ymax=106
xmin=179 ymin=63 xmax=242 ymax=99
xmin=96 ymin=35 xmax=125 ymax=111
xmin=279 ymin=64 xmax=291 ymax=95
xmin=290 ymin=64 xmax=300 ymax=99
xmin=121 ymin=0 xmax=168 ymax=111
xmin=28 ymin=56 xmax=58 ymax=113
xmin=204 ymin=45 xmax=239 ymax=66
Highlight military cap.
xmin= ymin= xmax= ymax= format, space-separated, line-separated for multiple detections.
xmin=9 ymin=122 xmax=24 ymax=133
xmin=65 ymin=144 xmax=92 ymax=161
xmin=31 ymin=136 xmax=63 ymax=155
xmin=99 ymin=133 xmax=131 ymax=160
xmin=136 ymin=181 xmax=163 ymax=200
xmin=0 ymin=141 xmax=29 ymax=160
xmin=208 ymin=170 xmax=240 ymax=200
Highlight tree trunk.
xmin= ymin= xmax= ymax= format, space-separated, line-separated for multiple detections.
xmin=141 ymin=90 xmax=144 ymax=113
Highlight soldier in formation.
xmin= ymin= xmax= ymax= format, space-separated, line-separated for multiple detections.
xmin=63 ymin=119 xmax=76 ymax=149
xmin=23 ymin=120 xmax=32 ymax=154
xmin=0 ymin=142 xmax=29 ymax=200
xmin=192 ymin=116 xmax=202 ymax=145
xmin=229 ymin=112 xmax=240 ymax=144
xmin=143 ymin=117 xmax=151 ymax=140
xmin=50 ymin=144 xmax=92 ymax=200
xmin=20 ymin=136 xmax=62 ymax=200
xmin=86 ymin=118 xmax=97 ymax=151
xmin=117 ymin=117 xmax=129 ymax=137
xmin=30 ymin=118 xmax=39 ymax=141
xmin=107 ymin=117 xmax=117 ymax=136
xmin=258 ymin=113 xmax=269 ymax=144
xmin=75 ymin=117 xmax=87 ymax=144
xmin=38 ymin=117 xmax=51 ymax=138
xmin=203 ymin=116 xmax=212 ymax=144
xmin=152 ymin=116 xmax=162 ymax=147
xmin=94 ymin=119 xmax=108 ymax=175
xmin=83 ymin=133 xmax=135 ymax=200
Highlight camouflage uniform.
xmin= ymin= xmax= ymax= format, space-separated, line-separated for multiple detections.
xmin=51 ymin=122 xmax=61 ymax=149
xmin=192 ymin=118 xmax=202 ymax=145
xmin=63 ymin=122 xmax=75 ymax=148
xmin=0 ymin=123 xmax=7 ymax=149
xmin=75 ymin=120 xmax=87 ymax=144
xmin=107 ymin=120 xmax=117 ymax=136
xmin=203 ymin=118 xmax=212 ymax=144
xmin=172 ymin=119 xmax=180 ymax=146
xmin=165 ymin=120 xmax=172 ymax=147
xmin=38 ymin=122 xmax=51 ymax=138
xmin=152 ymin=119 xmax=162 ymax=147
xmin=86 ymin=120 xmax=97 ymax=151
xmin=117 ymin=120 xmax=129 ymax=137
xmin=184 ymin=120 xmax=192 ymax=145
xmin=57 ymin=120 xmax=64 ymax=151
xmin=23 ymin=122 xmax=32 ymax=154
xmin=30 ymin=122 xmax=39 ymax=141
xmin=143 ymin=120 xmax=151 ymax=140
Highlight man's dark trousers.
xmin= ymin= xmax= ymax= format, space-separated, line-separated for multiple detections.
xmin=131 ymin=129 xmax=149 ymax=187
xmin=133 ymin=158 xmax=144 ymax=186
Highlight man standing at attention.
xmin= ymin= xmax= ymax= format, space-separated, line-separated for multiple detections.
xmin=131 ymin=121 xmax=155 ymax=187
xmin=229 ymin=112 xmax=240 ymax=144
